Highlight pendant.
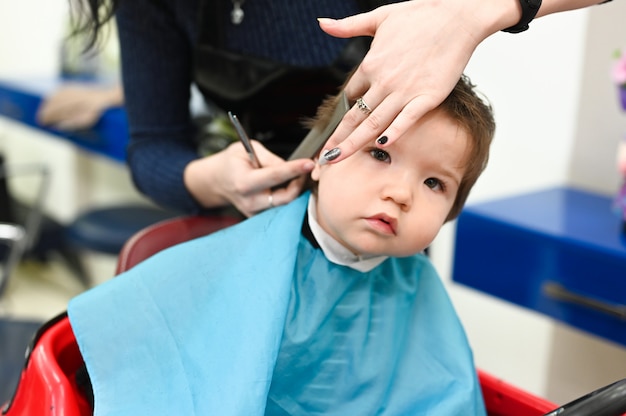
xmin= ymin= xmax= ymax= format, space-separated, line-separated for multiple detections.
xmin=231 ymin=1 xmax=244 ymax=25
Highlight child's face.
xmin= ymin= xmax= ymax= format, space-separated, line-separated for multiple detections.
xmin=311 ymin=109 xmax=468 ymax=257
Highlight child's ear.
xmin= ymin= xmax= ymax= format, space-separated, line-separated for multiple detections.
xmin=311 ymin=158 xmax=321 ymax=181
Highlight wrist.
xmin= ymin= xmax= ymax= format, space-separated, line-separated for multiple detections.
xmin=472 ymin=0 xmax=524 ymax=37
xmin=502 ymin=0 xmax=542 ymax=33
xmin=184 ymin=157 xmax=228 ymax=209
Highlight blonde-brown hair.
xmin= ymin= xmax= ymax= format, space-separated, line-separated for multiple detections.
xmin=439 ymin=74 xmax=495 ymax=221
xmin=305 ymin=74 xmax=495 ymax=222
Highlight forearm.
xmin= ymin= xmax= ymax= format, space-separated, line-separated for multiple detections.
xmin=470 ymin=0 xmax=607 ymax=38
xmin=116 ymin=0 xmax=202 ymax=213
xmin=127 ymin=138 xmax=206 ymax=214
xmin=537 ymin=0 xmax=611 ymax=18
xmin=184 ymin=156 xmax=231 ymax=209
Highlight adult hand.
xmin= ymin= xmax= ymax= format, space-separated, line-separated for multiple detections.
xmin=37 ymin=84 xmax=124 ymax=130
xmin=317 ymin=0 xmax=519 ymax=163
xmin=185 ymin=140 xmax=315 ymax=217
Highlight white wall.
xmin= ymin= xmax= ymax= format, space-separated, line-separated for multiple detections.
xmin=570 ymin=3 xmax=626 ymax=193
xmin=0 ymin=0 xmax=147 ymax=223
xmin=0 ymin=0 xmax=68 ymax=79
xmin=2 ymin=0 xmax=626 ymax=408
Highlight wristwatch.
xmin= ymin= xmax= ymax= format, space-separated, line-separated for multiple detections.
xmin=502 ymin=0 xmax=542 ymax=33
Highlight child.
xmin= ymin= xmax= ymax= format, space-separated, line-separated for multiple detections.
xmin=68 ymin=73 xmax=495 ymax=415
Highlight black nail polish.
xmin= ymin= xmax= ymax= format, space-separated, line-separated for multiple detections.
xmin=376 ymin=136 xmax=388 ymax=145
xmin=323 ymin=147 xmax=341 ymax=162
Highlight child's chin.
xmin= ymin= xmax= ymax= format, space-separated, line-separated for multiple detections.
xmin=345 ymin=235 xmax=406 ymax=258
xmin=350 ymin=244 xmax=388 ymax=258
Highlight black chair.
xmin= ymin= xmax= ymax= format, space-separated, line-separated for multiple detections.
xmin=0 ymin=153 xmax=88 ymax=297
xmin=64 ymin=203 xmax=183 ymax=258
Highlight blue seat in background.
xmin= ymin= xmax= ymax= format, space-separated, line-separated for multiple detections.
xmin=63 ymin=204 xmax=182 ymax=283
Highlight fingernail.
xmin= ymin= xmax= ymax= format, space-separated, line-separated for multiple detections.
xmin=303 ymin=160 xmax=315 ymax=170
xmin=317 ymin=17 xmax=336 ymax=25
xmin=376 ymin=136 xmax=388 ymax=145
xmin=318 ymin=148 xmax=339 ymax=166
xmin=320 ymin=148 xmax=341 ymax=166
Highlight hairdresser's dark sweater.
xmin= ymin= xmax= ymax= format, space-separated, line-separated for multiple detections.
xmin=116 ymin=0 xmax=363 ymax=213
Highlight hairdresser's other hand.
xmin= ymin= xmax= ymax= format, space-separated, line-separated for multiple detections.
xmin=37 ymin=84 xmax=124 ymax=130
xmin=318 ymin=0 xmax=519 ymax=162
xmin=185 ymin=141 xmax=315 ymax=217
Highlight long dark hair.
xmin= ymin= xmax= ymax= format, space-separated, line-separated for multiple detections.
xmin=69 ymin=0 xmax=119 ymax=50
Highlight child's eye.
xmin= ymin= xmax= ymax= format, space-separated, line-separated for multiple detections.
xmin=369 ymin=148 xmax=390 ymax=163
xmin=424 ymin=178 xmax=445 ymax=192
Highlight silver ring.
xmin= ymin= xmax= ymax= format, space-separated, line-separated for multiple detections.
xmin=268 ymin=193 xmax=274 ymax=208
xmin=356 ymin=97 xmax=372 ymax=115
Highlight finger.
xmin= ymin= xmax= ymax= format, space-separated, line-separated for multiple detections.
xmin=55 ymin=119 xmax=86 ymax=131
xmin=310 ymin=75 xmax=375 ymax=159
xmin=321 ymin=90 xmax=381 ymax=150
xmin=36 ymin=102 xmax=65 ymax=124
xmin=321 ymin=92 xmax=395 ymax=162
xmin=252 ymin=140 xmax=315 ymax=173
xmin=55 ymin=111 xmax=101 ymax=130
xmin=376 ymin=95 xmax=441 ymax=147
xmin=36 ymin=108 xmax=52 ymax=125
xmin=327 ymin=93 xmax=444 ymax=164
xmin=269 ymin=175 xmax=307 ymax=207
xmin=39 ymin=107 xmax=75 ymax=126
xmin=341 ymin=65 xmax=370 ymax=106
xmin=317 ymin=9 xmax=382 ymax=38
xmin=235 ymin=190 xmax=272 ymax=217
xmin=255 ymin=192 xmax=277 ymax=214
xmin=38 ymin=101 xmax=83 ymax=125
xmin=247 ymin=176 xmax=303 ymax=216
xmin=248 ymin=159 xmax=315 ymax=193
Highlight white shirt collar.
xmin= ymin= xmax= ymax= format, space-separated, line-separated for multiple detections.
xmin=307 ymin=195 xmax=388 ymax=273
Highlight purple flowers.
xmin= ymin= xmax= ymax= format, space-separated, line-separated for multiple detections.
xmin=613 ymin=50 xmax=626 ymax=222
xmin=611 ymin=50 xmax=626 ymax=88
xmin=613 ymin=50 xmax=626 ymax=112
xmin=612 ymin=49 xmax=626 ymax=87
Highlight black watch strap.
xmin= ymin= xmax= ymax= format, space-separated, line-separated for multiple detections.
xmin=502 ymin=0 xmax=542 ymax=34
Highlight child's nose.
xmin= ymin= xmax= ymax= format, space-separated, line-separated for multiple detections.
xmin=381 ymin=177 xmax=413 ymax=210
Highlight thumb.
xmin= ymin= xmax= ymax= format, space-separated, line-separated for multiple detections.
xmin=317 ymin=10 xmax=381 ymax=38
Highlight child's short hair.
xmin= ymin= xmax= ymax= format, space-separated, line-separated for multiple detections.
xmin=440 ymin=74 xmax=495 ymax=221
xmin=305 ymin=74 xmax=495 ymax=222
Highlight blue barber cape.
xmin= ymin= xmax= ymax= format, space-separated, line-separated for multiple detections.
xmin=68 ymin=192 xmax=485 ymax=415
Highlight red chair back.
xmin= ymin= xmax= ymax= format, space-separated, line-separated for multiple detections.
xmin=478 ymin=369 xmax=556 ymax=415
xmin=115 ymin=214 xmax=240 ymax=274
xmin=1 ymin=314 xmax=91 ymax=416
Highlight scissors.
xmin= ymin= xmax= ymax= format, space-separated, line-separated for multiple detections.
xmin=288 ymin=90 xmax=349 ymax=161
xmin=228 ymin=111 xmax=262 ymax=169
